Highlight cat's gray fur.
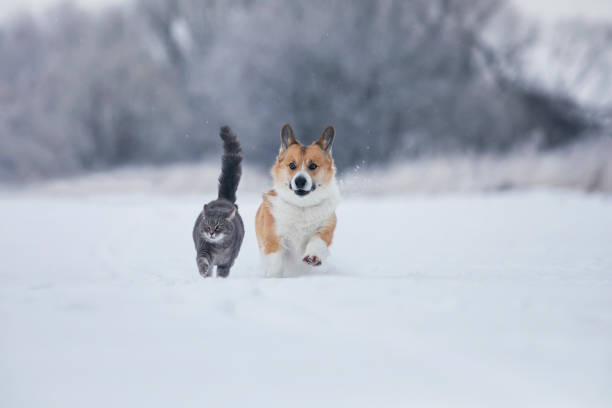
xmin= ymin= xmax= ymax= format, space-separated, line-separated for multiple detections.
xmin=192 ymin=126 xmax=244 ymax=278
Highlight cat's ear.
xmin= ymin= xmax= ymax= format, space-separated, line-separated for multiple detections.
xmin=315 ymin=125 xmax=335 ymax=154
xmin=203 ymin=204 xmax=208 ymax=215
xmin=227 ymin=206 xmax=236 ymax=221
xmin=280 ymin=123 xmax=297 ymax=152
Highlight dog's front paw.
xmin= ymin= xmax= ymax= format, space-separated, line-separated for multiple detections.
xmin=197 ymin=257 xmax=211 ymax=277
xmin=303 ymin=255 xmax=322 ymax=267
xmin=303 ymin=237 xmax=329 ymax=267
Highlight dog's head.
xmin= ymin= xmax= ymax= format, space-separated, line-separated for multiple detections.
xmin=272 ymin=124 xmax=336 ymax=206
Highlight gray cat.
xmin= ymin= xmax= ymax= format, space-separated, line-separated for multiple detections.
xmin=192 ymin=126 xmax=244 ymax=278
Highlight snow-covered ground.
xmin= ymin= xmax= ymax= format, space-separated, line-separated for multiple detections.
xmin=1 ymin=188 xmax=611 ymax=407
xmin=8 ymin=135 xmax=612 ymax=195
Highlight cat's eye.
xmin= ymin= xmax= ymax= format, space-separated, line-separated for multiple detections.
xmin=308 ymin=163 xmax=318 ymax=170
xmin=288 ymin=162 xmax=297 ymax=170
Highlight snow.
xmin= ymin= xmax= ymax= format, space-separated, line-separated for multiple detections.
xmin=1 ymin=189 xmax=611 ymax=407
xmin=8 ymin=134 xmax=612 ymax=197
xmin=0 ymin=0 xmax=128 ymax=22
xmin=3 ymin=0 xmax=612 ymax=25
xmin=512 ymin=0 xmax=612 ymax=24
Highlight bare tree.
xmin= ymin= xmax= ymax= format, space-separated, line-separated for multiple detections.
xmin=0 ymin=0 xmax=605 ymax=181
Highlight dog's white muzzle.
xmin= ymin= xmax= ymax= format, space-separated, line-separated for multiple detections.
xmin=290 ymin=170 xmax=314 ymax=196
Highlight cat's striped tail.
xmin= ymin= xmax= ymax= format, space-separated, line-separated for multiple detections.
xmin=218 ymin=126 xmax=242 ymax=203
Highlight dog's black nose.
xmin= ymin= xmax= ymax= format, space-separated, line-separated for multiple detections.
xmin=294 ymin=175 xmax=307 ymax=189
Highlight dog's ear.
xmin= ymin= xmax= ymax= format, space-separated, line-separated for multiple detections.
xmin=316 ymin=126 xmax=335 ymax=154
xmin=280 ymin=124 xmax=297 ymax=151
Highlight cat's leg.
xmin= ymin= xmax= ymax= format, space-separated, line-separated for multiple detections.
xmin=217 ymin=265 xmax=231 ymax=278
xmin=303 ymin=213 xmax=337 ymax=267
xmin=196 ymin=254 xmax=212 ymax=277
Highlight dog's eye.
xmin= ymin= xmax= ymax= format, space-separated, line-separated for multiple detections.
xmin=308 ymin=163 xmax=318 ymax=170
xmin=288 ymin=162 xmax=297 ymax=170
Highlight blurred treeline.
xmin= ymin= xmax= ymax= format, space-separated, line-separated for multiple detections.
xmin=0 ymin=0 xmax=609 ymax=181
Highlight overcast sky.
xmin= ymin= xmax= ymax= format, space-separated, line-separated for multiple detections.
xmin=0 ymin=0 xmax=610 ymax=24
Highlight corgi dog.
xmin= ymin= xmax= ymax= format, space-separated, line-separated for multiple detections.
xmin=255 ymin=124 xmax=340 ymax=277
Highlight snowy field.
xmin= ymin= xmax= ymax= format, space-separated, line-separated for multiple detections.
xmin=1 ymin=188 xmax=612 ymax=407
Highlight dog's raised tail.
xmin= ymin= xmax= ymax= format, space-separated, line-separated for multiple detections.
xmin=218 ymin=126 xmax=242 ymax=203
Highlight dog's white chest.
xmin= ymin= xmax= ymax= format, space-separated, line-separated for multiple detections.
xmin=269 ymin=192 xmax=338 ymax=254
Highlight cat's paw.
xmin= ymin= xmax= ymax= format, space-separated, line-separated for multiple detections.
xmin=303 ymin=255 xmax=322 ymax=267
xmin=217 ymin=265 xmax=230 ymax=278
xmin=197 ymin=257 xmax=211 ymax=277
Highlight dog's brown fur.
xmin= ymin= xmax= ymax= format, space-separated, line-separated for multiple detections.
xmin=255 ymin=190 xmax=280 ymax=255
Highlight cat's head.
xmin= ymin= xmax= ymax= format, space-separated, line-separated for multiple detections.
xmin=199 ymin=201 xmax=236 ymax=243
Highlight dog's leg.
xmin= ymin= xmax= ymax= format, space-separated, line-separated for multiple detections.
xmin=303 ymin=213 xmax=337 ymax=267
xmin=263 ymin=250 xmax=284 ymax=278
xmin=303 ymin=237 xmax=329 ymax=266
xmin=256 ymin=197 xmax=280 ymax=277
xmin=256 ymin=198 xmax=285 ymax=277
